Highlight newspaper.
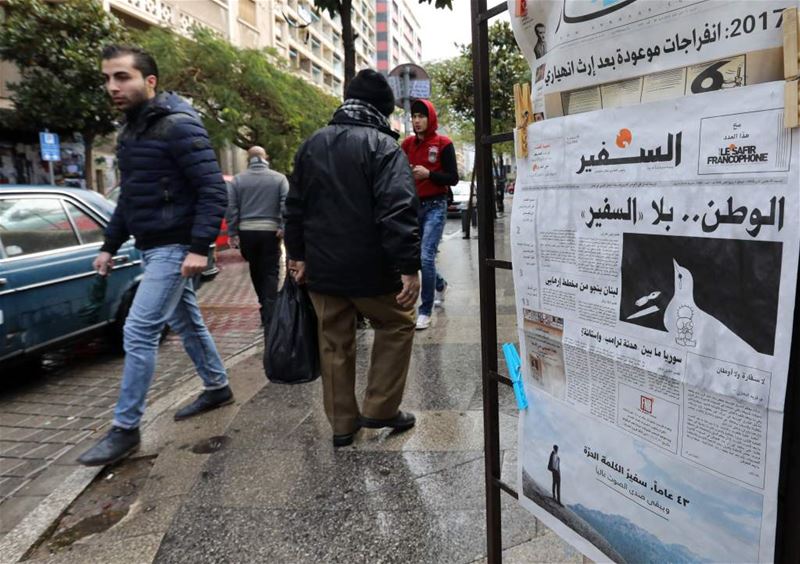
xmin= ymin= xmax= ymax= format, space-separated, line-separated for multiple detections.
xmin=511 ymin=82 xmax=798 ymax=563
xmin=509 ymin=0 xmax=794 ymax=95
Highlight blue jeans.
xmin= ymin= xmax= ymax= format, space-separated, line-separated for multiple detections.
xmin=418 ymin=198 xmax=447 ymax=316
xmin=113 ymin=244 xmax=228 ymax=429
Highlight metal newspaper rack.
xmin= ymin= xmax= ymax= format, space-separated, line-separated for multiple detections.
xmin=468 ymin=1 xmax=800 ymax=562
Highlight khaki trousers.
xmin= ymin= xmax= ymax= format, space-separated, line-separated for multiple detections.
xmin=309 ymin=291 xmax=416 ymax=435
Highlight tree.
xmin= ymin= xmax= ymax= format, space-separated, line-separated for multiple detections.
xmin=427 ymin=21 xmax=529 ymax=218
xmin=0 ymin=0 xmax=126 ymax=190
xmin=137 ymin=27 xmax=339 ymax=172
xmin=428 ymin=21 xmax=530 ymax=148
xmin=313 ymin=0 xmax=453 ymax=92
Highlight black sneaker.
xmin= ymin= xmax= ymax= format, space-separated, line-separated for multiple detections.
xmin=77 ymin=426 xmax=140 ymax=467
xmin=174 ymin=386 xmax=234 ymax=421
xmin=358 ymin=411 xmax=416 ymax=432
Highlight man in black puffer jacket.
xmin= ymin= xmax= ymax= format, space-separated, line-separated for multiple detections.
xmin=285 ymin=69 xmax=421 ymax=447
xmin=79 ymin=46 xmax=231 ymax=467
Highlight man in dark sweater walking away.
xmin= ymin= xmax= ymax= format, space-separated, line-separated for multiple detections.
xmin=227 ymin=146 xmax=288 ymax=327
xmin=78 ymin=45 xmax=231 ymax=467
xmin=285 ymin=69 xmax=420 ymax=447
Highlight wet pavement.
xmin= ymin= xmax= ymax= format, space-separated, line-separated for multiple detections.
xmin=2 ymin=208 xmax=585 ymax=563
xmin=0 ymin=250 xmax=263 ymax=547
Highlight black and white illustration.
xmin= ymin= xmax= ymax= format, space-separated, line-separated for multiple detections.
xmin=619 ymin=233 xmax=782 ymax=356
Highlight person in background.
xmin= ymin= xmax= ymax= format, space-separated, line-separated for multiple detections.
xmin=227 ymin=146 xmax=288 ymax=327
xmin=401 ymin=99 xmax=459 ymax=330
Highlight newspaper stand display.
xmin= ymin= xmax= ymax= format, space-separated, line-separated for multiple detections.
xmin=469 ymin=1 xmax=800 ymax=562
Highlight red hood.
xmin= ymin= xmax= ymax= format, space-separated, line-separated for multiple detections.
xmin=415 ymin=99 xmax=439 ymax=138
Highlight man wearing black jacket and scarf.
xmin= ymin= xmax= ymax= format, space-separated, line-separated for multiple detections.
xmin=285 ymin=69 xmax=421 ymax=447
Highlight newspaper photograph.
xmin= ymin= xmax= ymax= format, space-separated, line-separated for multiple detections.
xmin=509 ymin=0 xmax=794 ymax=95
xmin=510 ymin=82 xmax=798 ymax=563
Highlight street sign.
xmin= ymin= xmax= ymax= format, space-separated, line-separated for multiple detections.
xmin=409 ymin=79 xmax=431 ymax=99
xmin=388 ymin=63 xmax=431 ymax=107
xmin=39 ymin=132 xmax=61 ymax=162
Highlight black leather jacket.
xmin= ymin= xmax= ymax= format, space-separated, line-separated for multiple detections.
xmin=285 ymin=110 xmax=420 ymax=297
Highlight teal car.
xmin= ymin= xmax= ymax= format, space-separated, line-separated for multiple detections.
xmin=0 ymin=186 xmax=143 ymax=368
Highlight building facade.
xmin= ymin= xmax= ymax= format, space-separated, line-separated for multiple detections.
xmin=0 ymin=0 xmax=377 ymax=183
xmin=271 ymin=0 xmax=376 ymax=97
xmin=375 ymin=0 xmax=422 ymax=73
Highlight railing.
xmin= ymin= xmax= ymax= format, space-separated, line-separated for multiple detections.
xmin=110 ymin=0 xmax=217 ymax=37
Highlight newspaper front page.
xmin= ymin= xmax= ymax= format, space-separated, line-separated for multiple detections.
xmin=511 ymin=82 xmax=798 ymax=563
xmin=509 ymin=0 xmax=794 ymax=96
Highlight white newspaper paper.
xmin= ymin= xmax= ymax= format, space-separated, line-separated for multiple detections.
xmin=509 ymin=0 xmax=795 ymax=95
xmin=512 ymin=82 xmax=798 ymax=563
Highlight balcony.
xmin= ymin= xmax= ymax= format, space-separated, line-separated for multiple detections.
xmin=109 ymin=0 xmax=221 ymax=37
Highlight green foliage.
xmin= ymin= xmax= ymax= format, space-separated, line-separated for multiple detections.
xmin=0 ymin=0 xmax=124 ymax=140
xmin=428 ymin=21 xmax=530 ymax=150
xmin=137 ymin=27 xmax=339 ymax=172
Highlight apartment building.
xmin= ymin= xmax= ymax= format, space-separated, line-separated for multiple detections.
xmin=0 ymin=0 xmax=376 ymax=183
xmin=375 ymin=0 xmax=423 ymax=73
xmin=271 ymin=0 xmax=376 ymax=97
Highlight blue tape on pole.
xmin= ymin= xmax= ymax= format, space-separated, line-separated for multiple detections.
xmin=502 ymin=342 xmax=528 ymax=410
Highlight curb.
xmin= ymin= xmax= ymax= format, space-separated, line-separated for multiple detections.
xmin=0 ymin=338 xmax=262 ymax=564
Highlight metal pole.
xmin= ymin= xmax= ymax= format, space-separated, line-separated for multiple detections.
xmin=471 ymin=0 xmax=502 ymax=561
xmin=48 ymin=161 xmax=55 ymax=185
xmin=403 ymin=65 xmax=412 ymax=137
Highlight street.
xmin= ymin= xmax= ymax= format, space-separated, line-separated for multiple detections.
xmin=0 ymin=213 xmax=581 ymax=563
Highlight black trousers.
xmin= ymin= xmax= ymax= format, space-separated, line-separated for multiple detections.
xmin=239 ymin=230 xmax=281 ymax=326
xmin=551 ymin=470 xmax=561 ymax=503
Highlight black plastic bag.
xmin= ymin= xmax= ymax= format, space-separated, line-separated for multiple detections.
xmin=263 ymin=277 xmax=320 ymax=384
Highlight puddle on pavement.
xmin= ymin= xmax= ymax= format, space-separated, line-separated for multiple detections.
xmin=24 ymin=455 xmax=156 ymax=561
xmin=189 ymin=435 xmax=230 ymax=454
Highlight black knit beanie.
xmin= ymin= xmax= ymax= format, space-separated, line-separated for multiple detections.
xmin=346 ymin=69 xmax=396 ymax=117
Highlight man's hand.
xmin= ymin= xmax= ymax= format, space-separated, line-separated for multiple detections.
xmin=288 ymin=259 xmax=306 ymax=284
xmin=396 ymin=273 xmax=420 ymax=308
xmin=276 ymin=229 xmax=284 ymax=240
xmin=181 ymin=252 xmax=209 ymax=278
xmin=412 ymin=165 xmax=430 ymax=181
xmin=229 ymin=235 xmax=240 ymax=249
xmin=93 ymin=251 xmax=114 ymax=277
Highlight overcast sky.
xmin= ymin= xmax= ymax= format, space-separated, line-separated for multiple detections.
xmin=415 ymin=1 xmax=510 ymax=63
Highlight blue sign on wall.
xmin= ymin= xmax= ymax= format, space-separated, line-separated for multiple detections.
xmin=39 ymin=131 xmax=61 ymax=162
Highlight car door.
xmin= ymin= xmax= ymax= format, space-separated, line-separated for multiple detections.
xmin=61 ymin=195 xmax=141 ymax=325
xmin=0 ymin=195 xmax=100 ymax=360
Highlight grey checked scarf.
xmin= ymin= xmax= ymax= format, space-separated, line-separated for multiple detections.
xmin=330 ymin=99 xmax=398 ymax=139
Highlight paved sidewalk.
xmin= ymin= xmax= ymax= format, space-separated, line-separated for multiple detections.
xmin=5 ymin=214 xmax=585 ymax=563
xmin=0 ymin=249 xmax=262 ymax=542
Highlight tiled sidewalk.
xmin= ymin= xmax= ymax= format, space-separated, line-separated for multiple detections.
xmin=0 ymin=249 xmax=262 ymax=538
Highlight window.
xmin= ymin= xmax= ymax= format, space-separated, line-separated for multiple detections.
xmin=312 ymin=63 xmax=322 ymax=83
xmin=289 ymin=48 xmax=299 ymax=68
xmin=0 ymin=198 xmax=79 ymax=258
xmin=65 ymin=202 xmax=104 ymax=245
xmin=311 ymin=36 xmax=321 ymax=56
xmin=239 ymin=0 xmax=256 ymax=27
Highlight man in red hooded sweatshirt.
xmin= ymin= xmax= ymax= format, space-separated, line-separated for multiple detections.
xmin=401 ymin=99 xmax=459 ymax=330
